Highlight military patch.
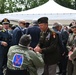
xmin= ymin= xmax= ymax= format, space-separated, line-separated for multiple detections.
xmin=12 ymin=54 xmax=24 ymax=68
xmin=52 ymin=32 xmax=56 ymax=38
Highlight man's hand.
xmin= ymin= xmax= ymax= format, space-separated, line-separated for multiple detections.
xmin=68 ymin=51 xmax=73 ymax=56
xmin=34 ymin=46 xmax=42 ymax=53
xmin=68 ymin=51 xmax=73 ymax=60
xmin=1 ymin=41 xmax=8 ymax=47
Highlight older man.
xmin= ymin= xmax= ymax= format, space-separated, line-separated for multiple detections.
xmin=6 ymin=34 xmax=44 ymax=75
xmin=12 ymin=20 xmax=25 ymax=45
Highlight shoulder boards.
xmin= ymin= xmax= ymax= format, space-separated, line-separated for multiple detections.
xmin=1 ymin=29 xmax=6 ymax=32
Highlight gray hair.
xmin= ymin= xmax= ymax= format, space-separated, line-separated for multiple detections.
xmin=53 ymin=22 xmax=62 ymax=27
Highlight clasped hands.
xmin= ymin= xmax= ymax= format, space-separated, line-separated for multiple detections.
xmin=28 ymin=46 xmax=42 ymax=53
xmin=34 ymin=46 xmax=42 ymax=53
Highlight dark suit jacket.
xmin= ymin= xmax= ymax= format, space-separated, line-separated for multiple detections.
xmin=61 ymin=29 xmax=69 ymax=55
xmin=12 ymin=26 xmax=23 ymax=45
xmin=24 ymin=25 xmax=41 ymax=48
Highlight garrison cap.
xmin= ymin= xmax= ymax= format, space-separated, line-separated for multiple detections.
xmin=2 ymin=18 xmax=10 ymax=25
xmin=38 ymin=17 xmax=48 ymax=24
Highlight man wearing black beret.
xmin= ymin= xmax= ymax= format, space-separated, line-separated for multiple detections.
xmin=38 ymin=17 xmax=48 ymax=24
xmin=34 ymin=17 xmax=60 ymax=75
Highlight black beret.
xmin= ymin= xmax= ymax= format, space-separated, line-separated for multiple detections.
xmin=38 ymin=17 xmax=48 ymax=24
xmin=2 ymin=18 xmax=10 ymax=25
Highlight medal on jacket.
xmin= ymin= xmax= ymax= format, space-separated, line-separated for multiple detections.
xmin=46 ymin=33 xmax=50 ymax=40
xmin=52 ymin=32 xmax=56 ymax=38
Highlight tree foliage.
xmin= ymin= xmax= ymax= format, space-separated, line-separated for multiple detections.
xmin=54 ymin=0 xmax=76 ymax=9
xmin=0 ymin=0 xmax=76 ymax=14
xmin=0 ymin=0 xmax=48 ymax=13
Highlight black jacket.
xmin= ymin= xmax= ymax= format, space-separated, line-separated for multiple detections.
xmin=38 ymin=28 xmax=60 ymax=65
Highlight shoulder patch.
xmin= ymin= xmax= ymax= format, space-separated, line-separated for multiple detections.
xmin=52 ymin=32 xmax=56 ymax=38
xmin=12 ymin=54 xmax=24 ymax=68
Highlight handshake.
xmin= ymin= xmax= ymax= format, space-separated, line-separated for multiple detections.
xmin=28 ymin=46 xmax=42 ymax=53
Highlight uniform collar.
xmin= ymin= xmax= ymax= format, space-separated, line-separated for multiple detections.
xmin=42 ymin=28 xmax=50 ymax=33
xmin=18 ymin=44 xmax=28 ymax=48
xmin=18 ymin=26 xmax=23 ymax=29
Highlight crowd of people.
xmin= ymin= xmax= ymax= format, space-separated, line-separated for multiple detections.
xmin=0 ymin=17 xmax=76 ymax=75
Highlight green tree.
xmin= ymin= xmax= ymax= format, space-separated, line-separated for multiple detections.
xmin=0 ymin=0 xmax=49 ymax=13
xmin=0 ymin=0 xmax=6 ymax=13
xmin=54 ymin=0 xmax=76 ymax=9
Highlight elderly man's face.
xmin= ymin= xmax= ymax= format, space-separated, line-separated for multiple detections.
xmin=39 ymin=23 xmax=48 ymax=31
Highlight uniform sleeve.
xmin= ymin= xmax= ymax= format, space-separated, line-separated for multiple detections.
xmin=42 ymin=33 xmax=59 ymax=53
xmin=29 ymin=51 xmax=44 ymax=68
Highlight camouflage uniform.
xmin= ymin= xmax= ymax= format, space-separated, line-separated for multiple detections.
xmin=67 ymin=33 xmax=76 ymax=75
xmin=7 ymin=45 xmax=44 ymax=75
xmin=70 ymin=48 xmax=76 ymax=75
xmin=69 ymin=33 xmax=76 ymax=75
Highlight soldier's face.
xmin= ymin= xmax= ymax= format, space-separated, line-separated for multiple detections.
xmin=39 ymin=23 xmax=48 ymax=31
xmin=3 ymin=24 xmax=9 ymax=30
xmin=72 ymin=27 xmax=76 ymax=33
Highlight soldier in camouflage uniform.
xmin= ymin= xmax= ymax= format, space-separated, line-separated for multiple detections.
xmin=68 ymin=25 xmax=76 ymax=75
xmin=6 ymin=34 xmax=44 ymax=75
